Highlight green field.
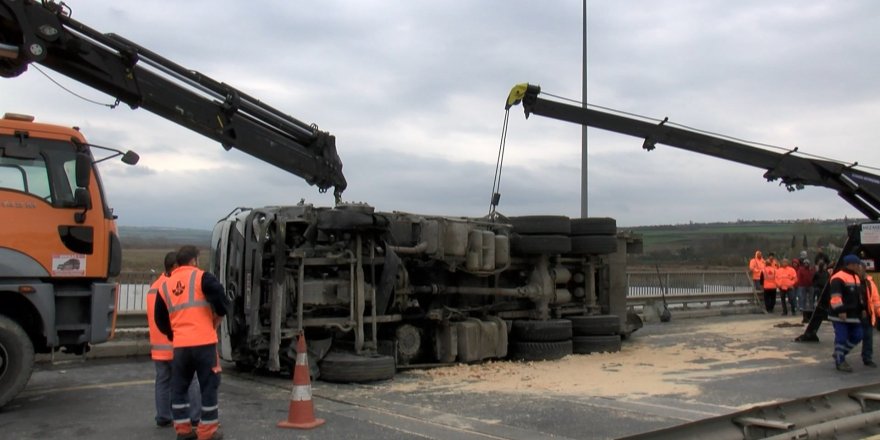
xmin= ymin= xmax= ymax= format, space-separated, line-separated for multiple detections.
xmin=119 ymin=226 xmax=212 ymax=272
xmin=626 ymin=219 xmax=856 ymax=266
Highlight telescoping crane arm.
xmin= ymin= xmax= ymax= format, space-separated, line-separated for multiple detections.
xmin=506 ymin=83 xmax=880 ymax=220
xmin=0 ymin=0 xmax=346 ymax=199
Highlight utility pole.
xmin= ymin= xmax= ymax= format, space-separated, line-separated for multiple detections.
xmin=581 ymin=0 xmax=589 ymax=217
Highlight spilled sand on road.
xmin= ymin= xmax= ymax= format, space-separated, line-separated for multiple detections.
xmin=390 ymin=316 xmax=820 ymax=399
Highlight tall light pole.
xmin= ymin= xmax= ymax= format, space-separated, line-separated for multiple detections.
xmin=581 ymin=0 xmax=589 ymax=218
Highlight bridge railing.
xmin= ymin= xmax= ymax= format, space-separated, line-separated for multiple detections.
xmin=113 ymin=269 xmax=760 ymax=327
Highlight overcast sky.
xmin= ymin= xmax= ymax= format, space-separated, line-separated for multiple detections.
xmin=3 ymin=1 xmax=879 ymax=229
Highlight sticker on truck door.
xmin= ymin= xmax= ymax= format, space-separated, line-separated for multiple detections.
xmin=52 ymin=254 xmax=86 ymax=276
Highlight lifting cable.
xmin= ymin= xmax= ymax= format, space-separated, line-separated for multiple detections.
xmin=488 ymin=108 xmax=511 ymax=219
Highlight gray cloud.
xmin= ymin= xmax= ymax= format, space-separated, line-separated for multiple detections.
xmin=2 ymin=1 xmax=879 ymax=230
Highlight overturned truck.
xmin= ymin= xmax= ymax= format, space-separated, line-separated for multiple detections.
xmin=210 ymin=204 xmax=641 ymax=381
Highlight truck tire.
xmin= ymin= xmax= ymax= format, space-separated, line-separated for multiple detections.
xmin=0 ymin=316 xmax=34 ymax=408
xmin=568 ymin=315 xmax=620 ymax=336
xmin=508 ymin=340 xmax=572 ymax=362
xmin=511 ymin=319 xmax=572 ymax=342
xmin=511 ymin=234 xmax=571 ymax=255
xmin=570 ymin=217 xmax=616 ymax=236
xmin=508 ymin=216 xmax=571 ymax=235
xmin=318 ymin=351 xmax=396 ymax=383
xmin=569 ymin=235 xmax=618 ymax=255
xmin=572 ymin=335 xmax=622 ymax=354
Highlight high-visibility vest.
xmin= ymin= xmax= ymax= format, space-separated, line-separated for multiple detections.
xmin=828 ymin=270 xmax=862 ymax=322
xmin=146 ymin=274 xmax=173 ymax=361
xmin=749 ymin=257 xmax=765 ymax=280
xmin=161 ymin=266 xmax=218 ymax=348
xmin=776 ymin=266 xmax=797 ymax=290
xmin=867 ymin=276 xmax=880 ymax=326
xmin=762 ymin=265 xmax=777 ymax=289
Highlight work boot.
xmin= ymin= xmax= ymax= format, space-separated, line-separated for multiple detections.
xmin=201 ymin=430 xmax=223 ymax=440
xmin=176 ymin=428 xmax=197 ymax=440
xmin=836 ymin=360 xmax=853 ymax=373
xmin=795 ymin=332 xmax=820 ymax=343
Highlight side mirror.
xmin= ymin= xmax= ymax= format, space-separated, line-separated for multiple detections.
xmin=121 ymin=150 xmax=139 ymax=165
xmin=73 ymin=187 xmax=92 ymax=224
xmin=75 ymin=152 xmax=91 ymax=188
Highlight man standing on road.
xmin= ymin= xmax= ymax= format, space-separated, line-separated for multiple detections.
xmin=147 ymin=251 xmax=202 ymax=428
xmin=777 ymin=258 xmax=797 ymax=316
xmin=155 ymin=245 xmax=229 ymax=440
xmin=859 ymin=261 xmax=880 ymax=368
xmin=828 ymin=254 xmax=866 ymax=372
xmin=796 ymin=258 xmax=817 ymax=324
xmin=749 ymin=250 xmax=765 ymax=291
xmin=795 ymin=253 xmax=833 ymax=343
xmin=762 ymin=254 xmax=779 ymax=313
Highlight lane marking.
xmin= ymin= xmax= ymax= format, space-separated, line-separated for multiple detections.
xmin=19 ymin=379 xmax=153 ymax=397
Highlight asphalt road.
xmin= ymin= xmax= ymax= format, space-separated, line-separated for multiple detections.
xmin=3 ymin=313 xmax=880 ymax=440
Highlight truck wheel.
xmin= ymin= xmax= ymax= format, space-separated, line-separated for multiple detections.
xmin=318 ymin=351 xmax=396 ymax=383
xmin=570 ymin=217 xmax=616 ymax=235
xmin=0 ymin=316 xmax=34 ymax=408
xmin=511 ymin=234 xmax=571 ymax=255
xmin=569 ymin=235 xmax=618 ymax=255
xmin=572 ymin=335 xmax=622 ymax=354
xmin=508 ymin=216 xmax=571 ymax=235
xmin=511 ymin=319 xmax=572 ymax=342
xmin=568 ymin=315 xmax=620 ymax=336
xmin=508 ymin=340 xmax=572 ymax=361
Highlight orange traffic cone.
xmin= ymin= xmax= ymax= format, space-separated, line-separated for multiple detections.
xmin=277 ymin=333 xmax=325 ymax=429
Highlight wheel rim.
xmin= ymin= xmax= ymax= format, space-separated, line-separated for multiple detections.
xmin=0 ymin=341 xmax=8 ymax=380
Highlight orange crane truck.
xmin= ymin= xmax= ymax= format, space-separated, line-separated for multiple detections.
xmin=0 ymin=112 xmax=137 ymax=407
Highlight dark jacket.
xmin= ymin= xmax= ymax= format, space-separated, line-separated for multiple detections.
xmin=828 ymin=269 xmax=865 ymax=321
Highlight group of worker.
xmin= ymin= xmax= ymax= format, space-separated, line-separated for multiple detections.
xmin=146 ymin=245 xmax=229 ymax=440
xmin=749 ymin=250 xmax=830 ymax=321
xmin=750 ymin=250 xmax=880 ymax=372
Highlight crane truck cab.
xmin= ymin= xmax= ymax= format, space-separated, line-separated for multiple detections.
xmin=0 ymin=112 xmax=137 ymax=408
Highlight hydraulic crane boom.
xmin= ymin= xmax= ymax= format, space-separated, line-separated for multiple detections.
xmin=506 ymin=83 xmax=880 ymax=220
xmin=0 ymin=0 xmax=346 ymax=198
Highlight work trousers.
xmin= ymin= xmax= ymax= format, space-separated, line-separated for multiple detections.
xmin=172 ymin=344 xmax=221 ymax=440
xmin=796 ymin=286 xmax=815 ymax=312
xmin=763 ymin=288 xmax=777 ymax=312
xmin=154 ymin=360 xmax=201 ymax=425
xmin=832 ymin=321 xmax=864 ymax=365
xmin=779 ymin=288 xmax=796 ymax=315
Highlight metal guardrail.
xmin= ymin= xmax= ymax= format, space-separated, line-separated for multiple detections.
xmin=112 ymin=269 xmax=760 ymax=328
xmin=626 ymin=270 xmax=759 ymax=313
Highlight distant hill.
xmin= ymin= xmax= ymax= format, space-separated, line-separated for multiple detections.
xmin=624 ymin=218 xmax=862 ymax=267
xmin=117 ymin=218 xmax=865 ymax=267
xmin=119 ymin=226 xmax=212 ymax=249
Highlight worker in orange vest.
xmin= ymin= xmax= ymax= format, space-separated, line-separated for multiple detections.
xmin=762 ymin=254 xmax=778 ymax=312
xmin=147 ymin=251 xmax=202 ymax=428
xmin=776 ymin=258 xmax=798 ymax=316
xmin=155 ymin=245 xmax=229 ymax=440
xmin=828 ymin=254 xmax=866 ymax=372
xmin=748 ymin=250 xmax=765 ymax=291
xmin=859 ymin=261 xmax=880 ymax=368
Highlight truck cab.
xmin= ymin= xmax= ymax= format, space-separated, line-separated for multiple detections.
xmin=0 ymin=112 xmax=132 ymax=407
